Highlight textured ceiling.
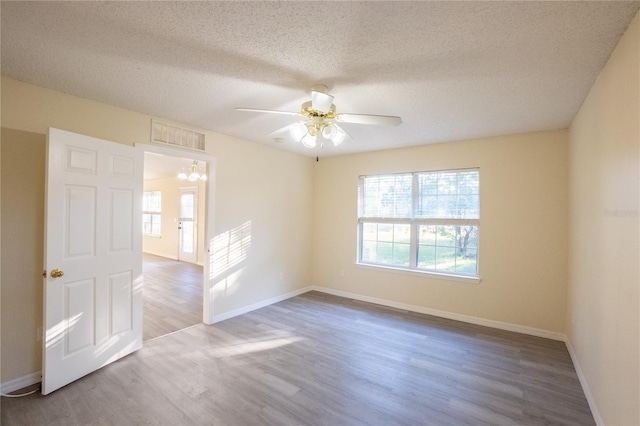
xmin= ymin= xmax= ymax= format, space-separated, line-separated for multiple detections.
xmin=2 ymin=1 xmax=639 ymax=157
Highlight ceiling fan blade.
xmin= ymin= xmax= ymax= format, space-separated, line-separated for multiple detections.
xmin=235 ymin=107 xmax=303 ymax=118
xmin=335 ymin=113 xmax=402 ymax=126
xmin=311 ymin=90 xmax=334 ymax=113
xmin=267 ymin=122 xmax=298 ymax=137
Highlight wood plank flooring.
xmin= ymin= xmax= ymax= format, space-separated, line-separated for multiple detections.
xmin=143 ymin=253 xmax=202 ymax=341
xmin=1 ymin=291 xmax=594 ymax=425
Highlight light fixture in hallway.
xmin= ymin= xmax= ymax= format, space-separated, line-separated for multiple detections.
xmin=177 ymin=160 xmax=207 ymax=182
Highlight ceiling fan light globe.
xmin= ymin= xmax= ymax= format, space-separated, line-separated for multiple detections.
xmin=322 ymin=124 xmax=337 ymax=139
xmin=301 ymin=133 xmax=317 ymax=148
xmin=290 ymin=122 xmax=307 ymax=142
xmin=332 ymin=127 xmax=346 ymax=146
xmin=188 ymin=173 xmax=199 ymax=181
xmin=177 ymin=172 xmax=188 ymax=180
xmin=200 ymin=175 xmax=207 ymax=181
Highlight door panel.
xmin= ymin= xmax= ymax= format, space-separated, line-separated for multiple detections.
xmin=181 ymin=221 xmax=194 ymax=252
xmin=109 ymin=271 xmax=133 ymax=335
xmin=109 ymin=189 xmax=134 ymax=252
xmin=66 ymin=185 xmax=96 ymax=258
xmin=43 ymin=128 xmax=143 ymax=395
xmin=64 ymin=279 xmax=95 ymax=355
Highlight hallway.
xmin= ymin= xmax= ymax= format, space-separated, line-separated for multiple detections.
xmin=143 ymin=253 xmax=202 ymax=341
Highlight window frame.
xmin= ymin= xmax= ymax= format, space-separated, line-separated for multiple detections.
xmin=143 ymin=190 xmax=162 ymax=237
xmin=357 ymin=168 xmax=480 ymax=281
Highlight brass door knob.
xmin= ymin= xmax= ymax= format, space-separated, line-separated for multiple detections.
xmin=50 ymin=269 xmax=64 ymax=278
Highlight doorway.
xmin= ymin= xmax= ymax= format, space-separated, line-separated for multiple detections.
xmin=142 ymin=150 xmax=209 ymax=340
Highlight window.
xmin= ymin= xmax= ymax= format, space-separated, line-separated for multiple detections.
xmin=143 ymin=191 xmax=162 ymax=237
xmin=358 ymin=169 xmax=479 ymax=278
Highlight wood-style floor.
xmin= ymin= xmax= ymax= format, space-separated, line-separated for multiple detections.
xmin=143 ymin=253 xmax=202 ymax=341
xmin=1 ymin=291 xmax=594 ymax=425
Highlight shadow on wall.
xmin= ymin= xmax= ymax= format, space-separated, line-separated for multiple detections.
xmin=210 ymin=221 xmax=252 ymax=294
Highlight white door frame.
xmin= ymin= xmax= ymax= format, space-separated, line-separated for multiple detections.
xmin=138 ymin=144 xmax=216 ymax=325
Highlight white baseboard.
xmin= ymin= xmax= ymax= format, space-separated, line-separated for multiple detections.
xmin=142 ymin=250 xmax=178 ymax=260
xmin=565 ymin=339 xmax=604 ymax=426
xmin=143 ymin=251 xmax=203 ymax=266
xmin=1 ymin=371 xmax=41 ymax=394
xmin=311 ymin=286 xmax=567 ymax=341
xmin=211 ymin=286 xmax=313 ymax=324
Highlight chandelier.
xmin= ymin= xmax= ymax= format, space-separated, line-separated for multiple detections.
xmin=177 ymin=160 xmax=207 ymax=181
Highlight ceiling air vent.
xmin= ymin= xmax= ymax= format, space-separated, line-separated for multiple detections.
xmin=151 ymin=120 xmax=206 ymax=152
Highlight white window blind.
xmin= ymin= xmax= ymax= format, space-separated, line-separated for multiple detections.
xmin=358 ymin=169 xmax=480 ymax=278
xmin=143 ymin=191 xmax=162 ymax=237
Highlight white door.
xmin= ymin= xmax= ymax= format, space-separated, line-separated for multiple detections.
xmin=178 ymin=187 xmax=197 ymax=264
xmin=42 ymin=128 xmax=143 ymax=395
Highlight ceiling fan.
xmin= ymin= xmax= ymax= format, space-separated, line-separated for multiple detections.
xmin=235 ymin=85 xmax=402 ymax=149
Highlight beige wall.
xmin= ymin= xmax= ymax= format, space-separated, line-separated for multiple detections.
xmin=567 ymin=11 xmax=640 ymax=426
xmin=0 ymin=128 xmax=46 ymax=387
xmin=312 ymin=130 xmax=569 ymax=334
xmin=0 ymin=76 xmax=314 ymax=384
xmin=143 ymin=176 xmax=206 ymax=265
xmin=210 ymin=129 xmax=314 ymax=315
xmin=2 ymin=10 xmax=639 ymax=415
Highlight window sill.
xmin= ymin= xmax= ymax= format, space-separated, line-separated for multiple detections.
xmin=355 ymin=263 xmax=481 ymax=284
xmin=143 ymin=234 xmax=161 ymax=238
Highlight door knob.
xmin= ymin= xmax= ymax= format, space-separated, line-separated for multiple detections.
xmin=50 ymin=269 xmax=64 ymax=278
